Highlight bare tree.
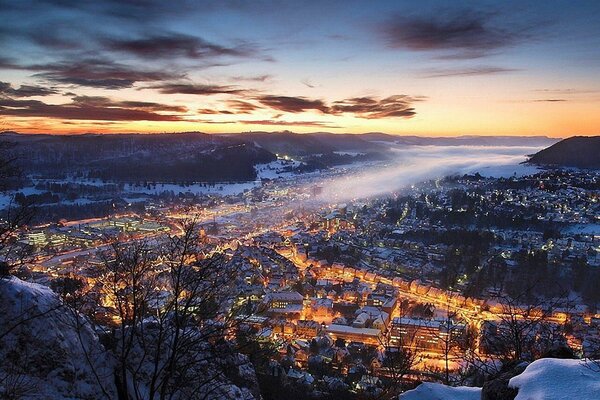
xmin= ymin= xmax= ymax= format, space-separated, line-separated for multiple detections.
xmin=463 ymin=285 xmax=571 ymax=383
xmin=374 ymin=321 xmax=421 ymax=399
xmin=71 ymin=220 xmax=259 ymax=400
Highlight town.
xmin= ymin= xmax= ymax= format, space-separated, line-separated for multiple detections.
xmin=6 ymin=165 xmax=599 ymax=397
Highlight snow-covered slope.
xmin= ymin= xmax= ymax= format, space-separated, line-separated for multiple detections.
xmin=400 ymin=382 xmax=481 ymax=400
xmin=0 ymin=276 xmax=117 ymax=399
xmin=509 ymin=358 xmax=600 ymax=400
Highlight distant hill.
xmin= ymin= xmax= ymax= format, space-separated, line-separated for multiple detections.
xmin=0 ymin=130 xmax=563 ymax=182
xmin=359 ymin=133 xmax=558 ymax=147
xmin=0 ymin=131 xmax=276 ymax=182
xmin=527 ymin=136 xmax=600 ymax=169
xmin=217 ymin=131 xmax=558 ymax=156
xmin=219 ymin=131 xmax=337 ymax=155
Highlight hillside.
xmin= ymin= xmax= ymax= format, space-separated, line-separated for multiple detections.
xmin=0 ymin=131 xmax=277 ymax=182
xmin=528 ymin=136 xmax=600 ymax=169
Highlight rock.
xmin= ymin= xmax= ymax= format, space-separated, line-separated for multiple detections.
xmin=540 ymin=345 xmax=578 ymax=359
xmin=481 ymin=361 xmax=528 ymax=400
xmin=0 ymin=277 xmax=117 ymax=400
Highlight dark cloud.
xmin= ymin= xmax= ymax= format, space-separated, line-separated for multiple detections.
xmin=301 ymin=79 xmax=316 ymax=88
xmin=331 ymin=95 xmax=420 ymax=119
xmin=0 ymin=56 xmax=20 ymax=69
xmin=104 ymin=33 xmax=257 ymax=60
xmin=256 ymin=95 xmax=330 ymax=113
xmin=197 ymin=100 xmax=261 ymax=115
xmin=71 ymin=95 xmax=188 ymax=112
xmin=231 ymin=75 xmax=272 ymax=82
xmin=0 ymin=81 xmax=59 ymax=97
xmin=0 ymin=96 xmax=185 ymax=121
xmin=225 ymin=100 xmax=261 ymax=113
xmin=381 ymin=11 xmax=528 ymax=58
xmin=148 ymin=83 xmax=246 ymax=95
xmin=253 ymin=94 xmax=421 ymax=119
xmin=26 ymin=59 xmax=183 ymax=89
xmin=420 ymin=66 xmax=519 ymax=78
xmin=532 ymin=99 xmax=567 ymax=102
xmin=197 ymin=108 xmax=222 ymax=115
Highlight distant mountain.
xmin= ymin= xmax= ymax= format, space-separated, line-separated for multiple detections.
xmin=217 ymin=131 xmax=558 ymax=156
xmin=527 ymin=136 xmax=600 ymax=169
xmin=359 ymin=132 xmax=558 ymax=147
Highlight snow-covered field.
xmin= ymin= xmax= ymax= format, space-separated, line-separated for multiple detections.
xmin=255 ymin=159 xmax=304 ymax=180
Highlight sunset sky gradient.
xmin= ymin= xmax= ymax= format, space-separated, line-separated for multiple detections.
xmin=1 ymin=0 xmax=599 ymax=136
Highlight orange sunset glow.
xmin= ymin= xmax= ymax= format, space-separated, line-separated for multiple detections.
xmin=1 ymin=1 xmax=599 ymax=137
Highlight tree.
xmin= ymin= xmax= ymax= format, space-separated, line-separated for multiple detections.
xmin=0 ymin=142 xmax=33 ymax=275
xmin=376 ymin=323 xmax=421 ymax=399
xmin=468 ymin=287 xmax=570 ymax=381
xmin=71 ymin=220 xmax=260 ymax=400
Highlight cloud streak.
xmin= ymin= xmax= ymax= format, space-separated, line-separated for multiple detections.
xmin=0 ymin=95 xmax=186 ymax=121
xmin=238 ymin=119 xmax=340 ymax=128
xmin=0 ymin=81 xmax=59 ymax=97
xmin=381 ymin=10 xmax=530 ymax=58
xmin=419 ymin=66 xmax=519 ymax=78
xmin=148 ymin=83 xmax=247 ymax=95
xmin=104 ymin=33 xmax=259 ymax=60
xmin=254 ymin=94 xmax=422 ymax=119
xmin=28 ymin=59 xmax=183 ymax=89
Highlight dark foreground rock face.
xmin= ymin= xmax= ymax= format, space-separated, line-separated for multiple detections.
xmin=481 ymin=362 xmax=528 ymax=400
xmin=0 ymin=276 xmax=118 ymax=399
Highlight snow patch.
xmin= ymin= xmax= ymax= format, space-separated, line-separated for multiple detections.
xmin=509 ymin=358 xmax=600 ymax=400
xmin=400 ymin=382 xmax=481 ymax=400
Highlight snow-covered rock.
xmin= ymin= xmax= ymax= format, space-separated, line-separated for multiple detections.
xmin=400 ymin=382 xmax=481 ymax=400
xmin=401 ymin=358 xmax=600 ymax=400
xmin=509 ymin=358 xmax=600 ymax=400
xmin=0 ymin=276 xmax=117 ymax=399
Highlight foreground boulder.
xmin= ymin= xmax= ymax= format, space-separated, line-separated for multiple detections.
xmin=481 ymin=361 xmax=528 ymax=400
xmin=0 ymin=276 xmax=117 ymax=399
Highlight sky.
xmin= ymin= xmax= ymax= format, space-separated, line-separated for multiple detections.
xmin=0 ymin=0 xmax=599 ymax=137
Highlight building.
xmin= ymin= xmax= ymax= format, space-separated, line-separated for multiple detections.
xmin=265 ymin=291 xmax=304 ymax=316
xmin=390 ymin=317 xmax=466 ymax=352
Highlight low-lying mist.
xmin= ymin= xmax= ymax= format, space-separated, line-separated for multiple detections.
xmin=320 ymin=145 xmax=543 ymax=203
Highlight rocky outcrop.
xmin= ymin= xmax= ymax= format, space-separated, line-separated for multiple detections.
xmin=481 ymin=361 xmax=528 ymax=400
xmin=0 ymin=276 xmax=117 ymax=399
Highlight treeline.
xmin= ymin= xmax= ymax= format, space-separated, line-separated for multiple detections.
xmin=296 ymin=151 xmax=386 ymax=172
xmin=89 ymin=146 xmax=275 ymax=183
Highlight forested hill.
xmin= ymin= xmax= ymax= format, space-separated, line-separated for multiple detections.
xmin=0 ymin=131 xmax=277 ymax=182
xmin=528 ymin=136 xmax=600 ymax=169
